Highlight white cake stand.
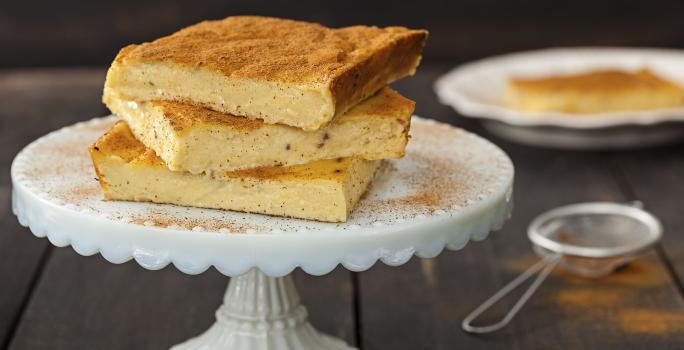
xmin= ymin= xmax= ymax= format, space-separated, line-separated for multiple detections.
xmin=11 ymin=116 xmax=514 ymax=350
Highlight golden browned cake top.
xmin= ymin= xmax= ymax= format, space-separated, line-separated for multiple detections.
xmin=341 ymin=87 xmax=415 ymax=122
xmin=116 ymin=16 xmax=428 ymax=84
xmin=151 ymin=87 xmax=414 ymax=133
xmin=92 ymin=121 xmax=356 ymax=181
xmin=91 ymin=121 xmax=159 ymax=164
xmin=151 ymin=100 xmax=264 ymax=132
xmin=510 ymin=69 xmax=684 ymax=93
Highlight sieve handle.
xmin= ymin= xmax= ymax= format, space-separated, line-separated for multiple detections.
xmin=462 ymin=253 xmax=561 ymax=334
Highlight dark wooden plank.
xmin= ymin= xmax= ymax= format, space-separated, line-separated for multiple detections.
xmin=615 ymin=145 xmax=684 ymax=286
xmin=0 ymin=183 xmax=50 ymax=348
xmin=7 ymin=250 xmax=226 ymax=349
xmin=358 ymin=66 xmax=684 ymax=349
xmin=7 ymin=249 xmax=355 ymax=349
xmin=0 ymin=69 xmax=107 ymax=346
xmin=294 ymin=268 xmax=356 ymax=346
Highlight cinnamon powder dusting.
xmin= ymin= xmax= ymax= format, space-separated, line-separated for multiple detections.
xmin=59 ymin=184 xmax=101 ymax=203
xmin=120 ymin=16 xmax=427 ymax=84
xmin=550 ymin=258 xmax=679 ymax=337
xmin=129 ymin=211 xmax=257 ymax=233
xmin=355 ymin=119 xmax=508 ymax=221
xmin=503 ymin=255 xmax=684 ymax=336
xmin=616 ymin=309 xmax=684 ymax=335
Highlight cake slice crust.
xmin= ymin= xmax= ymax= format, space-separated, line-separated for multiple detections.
xmin=89 ymin=121 xmax=380 ymax=222
xmin=506 ymin=69 xmax=684 ymax=114
xmin=105 ymin=87 xmax=413 ymax=174
xmin=104 ymin=16 xmax=427 ymax=130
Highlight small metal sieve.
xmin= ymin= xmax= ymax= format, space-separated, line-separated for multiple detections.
xmin=462 ymin=201 xmax=663 ymax=334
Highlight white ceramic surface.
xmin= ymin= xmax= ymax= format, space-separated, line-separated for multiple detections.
xmin=171 ymin=269 xmax=355 ymax=350
xmin=11 ymin=116 xmax=513 ymax=277
xmin=480 ymin=121 xmax=684 ymax=150
xmin=434 ymin=47 xmax=684 ymax=129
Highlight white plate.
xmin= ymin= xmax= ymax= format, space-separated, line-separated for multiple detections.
xmin=434 ymin=47 xmax=684 ymax=129
xmin=11 ymin=116 xmax=514 ymax=277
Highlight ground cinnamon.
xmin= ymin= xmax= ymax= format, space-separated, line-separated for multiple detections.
xmin=502 ymin=254 xmax=683 ymax=335
xmin=616 ymin=309 xmax=684 ymax=335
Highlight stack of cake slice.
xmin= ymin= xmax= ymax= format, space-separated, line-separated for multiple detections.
xmin=90 ymin=16 xmax=427 ymax=222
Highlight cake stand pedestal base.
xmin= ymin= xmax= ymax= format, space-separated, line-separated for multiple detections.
xmin=171 ymin=269 xmax=355 ymax=350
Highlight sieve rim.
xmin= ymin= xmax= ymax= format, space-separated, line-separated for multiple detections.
xmin=527 ymin=202 xmax=662 ymax=258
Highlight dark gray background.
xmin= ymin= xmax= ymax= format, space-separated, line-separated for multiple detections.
xmin=2 ymin=0 xmax=684 ymax=68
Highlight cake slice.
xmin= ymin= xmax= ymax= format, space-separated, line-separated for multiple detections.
xmin=505 ymin=69 xmax=684 ymax=114
xmin=89 ymin=121 xmax=380 ymax=222
xmin=104 ymin=16 xmax=427 ymax=131
xmin=105 ymin=87 xmax=413 ymax=174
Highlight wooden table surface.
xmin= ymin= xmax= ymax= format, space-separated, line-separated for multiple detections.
xmin=1 ymin=67 xmax=684 ymax=350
